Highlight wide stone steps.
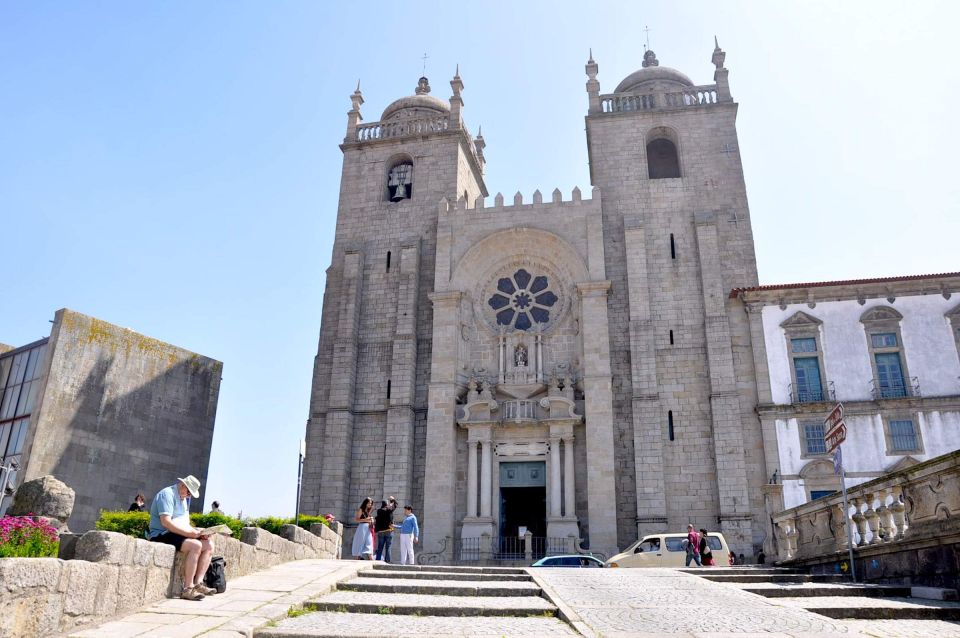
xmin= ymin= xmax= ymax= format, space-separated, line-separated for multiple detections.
xmin=307 ymin=590 xmax=556 ymax=616
xmin=337 ymin=575 xmax=542 ymax=597
xmin=257 ymin=611 xmax=579 ymax=637
xmin=360 ymin=568 xmax=531 ymax=581
xmin=742 ymin=583 xmax=912 ymax=598
xmin=774 ymin=595 xmax=960 ymax=620
xmin=255 ymin=563 xmax=570 ymax=636
xmin=371 ymin=563 xmax=528 ymax=575
xmin=697 ymin=573 xmax=848 ymax=584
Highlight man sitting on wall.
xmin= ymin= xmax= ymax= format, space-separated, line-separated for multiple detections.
xmin=146 ymin=475 xmax=216 ymax=600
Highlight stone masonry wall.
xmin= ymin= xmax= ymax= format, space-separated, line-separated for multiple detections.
xmin=0 ymin=522 xmax=343 ymax=638
xmin=18 ymin=309 xmax=222 ymax=532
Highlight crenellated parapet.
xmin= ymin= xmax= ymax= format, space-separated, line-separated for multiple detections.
xmin=440 ymin=185 xmax=598 ymax=214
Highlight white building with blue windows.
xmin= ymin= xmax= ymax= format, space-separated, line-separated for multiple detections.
xmin=734 ymin=272 xmax=960 ymax=518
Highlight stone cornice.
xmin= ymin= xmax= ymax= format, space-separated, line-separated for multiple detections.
xmin=576 ymin=280 xmax=612 ymax=297
xmin=757 ymin=394 xmax=960 ymax=418
xmin=732 ymin=273 xmax=960 ymax=305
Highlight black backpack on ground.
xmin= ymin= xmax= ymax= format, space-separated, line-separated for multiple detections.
xmin=204 ymin=556 xmax=227 ymax=593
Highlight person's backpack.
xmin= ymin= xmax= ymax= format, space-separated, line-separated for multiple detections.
xmin=204 ymin=556 xmax=227 ymax=593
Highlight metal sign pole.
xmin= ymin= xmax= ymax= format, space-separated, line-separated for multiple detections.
xmin=838 ymin=446 xmax=857 ymax=582
xmin=295 ymin=440 xmax=305 ymax=527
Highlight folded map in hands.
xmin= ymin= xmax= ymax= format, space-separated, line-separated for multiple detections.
xmin=198 ymin=524 xmax=233 ymax=536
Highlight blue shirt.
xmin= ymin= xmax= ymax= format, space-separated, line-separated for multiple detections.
xmin=146 ymin=484 xmax=189 ymax=539
xmin=400 ymin=513 xmax=419 ymax=537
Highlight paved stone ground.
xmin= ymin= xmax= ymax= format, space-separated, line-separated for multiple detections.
xmin=66 ymin=560 xmax=366 ymax=638
xmin=260 ymin=611 xmax=579 ymax=637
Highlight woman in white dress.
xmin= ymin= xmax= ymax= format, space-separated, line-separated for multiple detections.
xmin=351 ymin=497 xmax=375 ymax=559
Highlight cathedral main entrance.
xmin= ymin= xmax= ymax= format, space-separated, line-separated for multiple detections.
xmin=498 ymin=461 xmax=547 ymax=540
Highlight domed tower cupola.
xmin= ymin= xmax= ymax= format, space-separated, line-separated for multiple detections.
xmin=381 ymin=77 xmax=451 ymax=121
xmin=614 ymin=50 xmax=695 ymax=93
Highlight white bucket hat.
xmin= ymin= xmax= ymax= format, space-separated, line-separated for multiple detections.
xmin=177 ymin=475 xmax=201 ymax=498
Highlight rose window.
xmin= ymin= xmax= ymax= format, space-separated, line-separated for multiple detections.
xmin=487 ymin=268 xmax=558 ymax=330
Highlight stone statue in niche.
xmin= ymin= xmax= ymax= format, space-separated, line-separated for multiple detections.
xmin=466 ymin=379 xmax=480 ymax=403
xmin=515 ymin=344 xmax=528 ymax=367
xmin=547 ymin=374 xmax=561 ymax=397
xmin=479 ymin=379 xmax=493 ymax=401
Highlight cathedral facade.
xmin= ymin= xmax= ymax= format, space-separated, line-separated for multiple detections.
xmin=300 ymin=42 xmax=768 ymax=559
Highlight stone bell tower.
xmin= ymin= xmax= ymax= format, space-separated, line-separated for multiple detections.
xmin=299 ymin=71 xmax=488 ymax=522
xmin=584 ymin=41 xmax=764 ymax=553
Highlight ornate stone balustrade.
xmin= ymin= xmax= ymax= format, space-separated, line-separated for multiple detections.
xmin=772 ymin=449 xmax=960 ymax=563
xmin=354 ymin=115 xmax=451 ymax=142
xmin=599 ymin=84 xmax=720 ymax=113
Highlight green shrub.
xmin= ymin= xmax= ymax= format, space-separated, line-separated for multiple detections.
xmin=248 ymin=516 xmax=289 ymax=536
xmin=0 ymin=516 xmax=60 ymax=558
xmin=295 ymin=514 xmax=330 ymax=530
xmin=96 ymin=511 xmax=150 ymax=538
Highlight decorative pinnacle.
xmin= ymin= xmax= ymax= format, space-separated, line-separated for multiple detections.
xmin=455 ymin=63 xmax=460 ymax=79
xmin=477 ymin=125 xmax=483 ymax=137
xmin=349 ymin=79 xmax=364 ymax=109
xmin=415 ymin=76 xmax=431 ymax=95
xmin=588 ymin=47 xmax=594 ymax=63
xmin=642 ymin=49 xmax=659 ymax=68
xmin=712 ymin=36 xmax=726 ymax=70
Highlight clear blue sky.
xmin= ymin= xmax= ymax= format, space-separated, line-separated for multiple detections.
xmin=2 ymin=1 xmax=957 ymax=518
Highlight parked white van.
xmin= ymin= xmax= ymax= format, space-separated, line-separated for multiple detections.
xmin=605 ymin=532 xmax=732 ymax=568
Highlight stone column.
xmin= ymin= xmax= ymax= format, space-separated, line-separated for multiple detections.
xmin=466 ymin=439 xmax=478 ymax=519
xmin=536 ymin=331 xmax=543 ymax=383
xmin=383 ymin=243 xmax=420 ymax=506
xmin=422 ymin=290 xmax=462 ymax=556
xmin=550 ymin=436 xmax=562 ymax=517
xmin=318 ymin=249 xmax=364 ymax=521
xmin=694 ymin=212 xmax=754 ymax=554
xmin=577 ymin=280 xmax=619 ymax=556
xmin=623 ymin=217 xmax=667 ymax=538
xmin=564 ymin=436 xmax=576 ymax=518
xmin=480 ymin=439 xmax=492 ymax=517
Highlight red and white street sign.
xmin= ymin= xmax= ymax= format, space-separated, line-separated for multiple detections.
xmin=824 ymin=403 xmax=844 ymax=433
xmin=826 ymin=423 xmax=847 ymax=453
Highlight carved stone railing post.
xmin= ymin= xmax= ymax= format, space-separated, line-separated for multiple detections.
xmin=523 ymin=531 xmax=533 ymax=562
xmin=863 ymin=492 xmax=880 ymax=545
xmin=889 ymin=485 xmax=907 ymax=540
xmin=832 ymin=502 xmax=849 ymax=550
xmin=775 ymin=518 xmax=798 ymax=560
xmin=480 ymin=532 xmax=492 ymax=565
xmin=850 ymin=497 xmax=867 ymax=546
xmin=874 ymin=488 xmax=890 ymax=543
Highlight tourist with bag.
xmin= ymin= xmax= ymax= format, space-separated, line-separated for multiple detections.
xmin=699 ymin=528 xmax=715 ymax=566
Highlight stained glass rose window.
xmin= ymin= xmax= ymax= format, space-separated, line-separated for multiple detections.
xmin=487 ymin=268 xmax=558 ymax=330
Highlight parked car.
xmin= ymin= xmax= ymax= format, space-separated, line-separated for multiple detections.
xmin=531 ymin=554 xmax=606 ymax=568
xmin=605 ymin=532 xmax=732 ymax=568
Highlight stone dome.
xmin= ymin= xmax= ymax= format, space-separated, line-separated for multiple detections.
xmin=614 ymin=50 xmax=693 ymax=93
xmin=381 ymin=77 xmax=450 ymax=121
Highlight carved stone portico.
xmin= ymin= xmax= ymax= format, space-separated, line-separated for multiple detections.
xmin=458 ymin=372 xmax=583 ymax=541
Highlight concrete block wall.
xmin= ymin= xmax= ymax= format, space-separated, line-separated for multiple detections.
xmin=0 ymin=523 xmax=343 ymax=637
xmin=18 ymin=309 xmax=222 ymax=532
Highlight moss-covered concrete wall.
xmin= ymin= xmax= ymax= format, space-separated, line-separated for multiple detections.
xmin=19 ymin=309 xmax=222 ymax=531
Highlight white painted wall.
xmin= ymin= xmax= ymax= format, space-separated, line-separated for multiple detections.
xmin=764 ymin=294 xmax=960 ymax=510
xmin=763 ymin=296 xmax=960 ymax=403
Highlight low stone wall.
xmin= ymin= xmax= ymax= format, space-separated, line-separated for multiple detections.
xmin=0 ymin=523 xmax=343 ymax=637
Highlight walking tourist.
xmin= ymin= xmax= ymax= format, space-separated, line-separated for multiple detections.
xmin=145 ymin=475 xmax=217 ymax=600
xmin=684 ymin=523 xmax=702 ymax=567
xmin=699 ymin=528 xmax=715 ymax=566
xmin=399 ymin=505 xmax=419 ymax=565
xmin=128 ymin=492 xmax=145 ymax=512
xmin=352 ymin=497 xmax=375 ymax=560
xmin=374 ymin=497 xmax=397 ymax=562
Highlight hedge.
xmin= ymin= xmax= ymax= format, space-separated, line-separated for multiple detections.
xmin=95 ymin=510 xmax=329 ymax=540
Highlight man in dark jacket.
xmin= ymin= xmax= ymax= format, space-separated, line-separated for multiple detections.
xmin=374 ymin=497 xmax=397 ymax=562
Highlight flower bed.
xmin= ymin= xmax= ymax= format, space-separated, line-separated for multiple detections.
xmin=0 ymin=515 xmax=59 ymax=557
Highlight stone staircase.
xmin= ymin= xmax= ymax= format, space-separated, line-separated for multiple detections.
xmin=257 ymin=563 xmax=577 ymax=637
xmin=684 ymin=566 xmax=960 ymax=624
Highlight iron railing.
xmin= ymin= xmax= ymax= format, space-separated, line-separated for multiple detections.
xmin=420 ymin=535 xmax=598 ymax=565
xmin=870 ymin=376 xmax=920 ymax=400
xmin=788 ymin=380 xmax=836 ymax=404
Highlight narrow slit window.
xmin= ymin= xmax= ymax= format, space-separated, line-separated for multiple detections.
xmin=668 ymin=410 xmax=675 ymax=441
xmin=670 ymin=234 xmax=676 ymax=259
xmin=669 ymin=330 xmax=674 ymax=345
xmin=386 ymin=251 xmax=391 ymax=272
xmin=386 ymin=379 xmax=391 ymax=400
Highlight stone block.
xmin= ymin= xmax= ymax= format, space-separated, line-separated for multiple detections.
xmin=133 ymin=539 xmax=154 ymax=566
xmin=93 ymin=563 xmax=120 ymax=616
xmin=75 ymin=530 xmax=135 ymax=565
xmin=116 ymin=565 xmax=148 ymax=613
xmin=152 ymin=541 xmax=176 ymax=568
xmin=912 ymin=586 xmax=959 ymax=601
xmin=8 ymin=475 xmax=75 ymax=522
xmin=0 ymin=591 xmax=62 ymax=638
xmin=238 ymin=541 xmax=257 ymax=576
xmin=60 ymin=560 xmax=102 ymax=616
xmin=145 ymin=565 xmax=172 ymax=601
xmin=58 ymin=533 xmax=81 ymax=560
xmin=0 ymin=557 xmax=62 ymax=594
xmin=240 ymin=526 xmax=264 ymax=549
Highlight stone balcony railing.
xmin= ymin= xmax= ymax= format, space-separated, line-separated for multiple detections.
xmin=354 ymin=115 xmax=451 ymax=142
xmin=772 ymin=449 xmax=960 ymax=563
xmin=599 ymin=84 xmax=720 ymax=113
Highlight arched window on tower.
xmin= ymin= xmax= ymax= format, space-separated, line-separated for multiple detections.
xmin=388 ymin=160 xmax=413 ymax=201
xmin=647 ymin=138 xmax=681 ymax=179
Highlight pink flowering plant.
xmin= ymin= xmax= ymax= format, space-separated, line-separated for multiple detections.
xmin=0 ymin=515 xmax=60 ymax=558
